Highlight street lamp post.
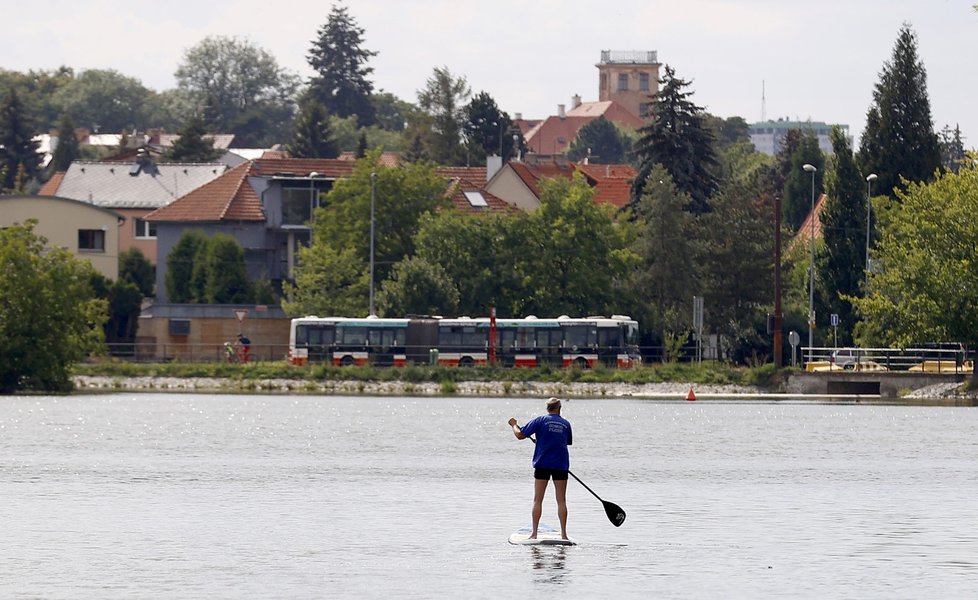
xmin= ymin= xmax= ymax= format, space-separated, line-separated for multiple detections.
xmin=865 ymin=173 xmax=877 ymax=291
xmin=803 ymin=163 xmax=817 ymax=365
xmin=369 ymin=172 xmax=376 ymax=317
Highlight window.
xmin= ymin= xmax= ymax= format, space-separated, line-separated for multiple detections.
xmin=639 ymin=103 xmax=652 ymax=118
xmin=617 ymin=73 xmax=629 ymax=91
xmin=281 ymin=187 xmax=312 ymax=226
xmin=78 ymin=229 xmax=105 ymax=252
xmin=169 ymin=319 xmax=191 ymax=336
xmin=463 ymin=191 xmax=488 ymax=207
xmin=134 ymin=218 xmax=156 ymax=239
xmin=639 ymin=73 xmax=650 ymax=91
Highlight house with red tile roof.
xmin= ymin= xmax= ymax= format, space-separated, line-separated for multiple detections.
xmin=485 ymin=156 xmax=636 ymax=211
xmin=39 ymin=156 xmax=228 ymax=265
xmin=144 ymin=158 xmax=514 ymax=302
xmin=144 ymin=158 xmax=353 ymax=302
xmin=792 ymin=193 xmax=829 ymax=250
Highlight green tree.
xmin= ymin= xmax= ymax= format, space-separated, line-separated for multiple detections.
xmin=90 ymin=272 xmax=142 ymax=348
xmin=371 ymin=91 xmax=414 ymax=132
xmin=938 ymin=124 xmax=967 ymax=174
xmin=416 ymin=66 xmax=470 ymax=166
xmin=782 ymin=132 xmax=824 ymax=232
xmin=315 ymin=152 xmax=448 ymax=284
xmin=852 ymin=157 xmax=978 ymax=347
xmin=857 ymin=24 xmax=941 ymax=198
xmin=283 ymin=243 xmax=369 ymax=317
xmin=307 ymin=3 xmax=377 ymax=127
xmin=622 ymin=165 xmax=697 ymax=347
xmin=51 ymin=69 xmax=149 ymax=132
xmin=463 ymin=91 xmax=516 ymax=163
xmin=0 ymin=67 xmax=75 ymax=131
xmin=567 ymin=116 xmax=631 ymax=164
xmin=413 ymin=211 xmax=516 ymax=316
xmin=196 ymin=234 xmax=250 ymax=304
xmin=698 ymin=163 xmax=775 ymax=362
xmin=0 ymin=221 xmax=107 ymax=393
xmin=50 ymin=114 xmax=79 ymax=173
xmin=119 ymin=247 xmax=155 ymax=297
xmin=165 ymin=229 xmax=209 ymax=303
xmin=165 ymin=115 xmax=222 ymax=162
xmin=175 ymin=35 xmax=300 ymax=146
xmin=517 ymin=174 xmax=633 ymax=317
xmin=375 ymin=256 xmax=460 ymax=317
xmin=288 ymin=96 xmax=339 ymax=158
xmin=819 ymin=126 xmax=867 ymax=344
xmin=288 ymin=152 xmax=447 ymax=315
xmin=704 ymin=114 xmax=750 ymax=153
xmin=632 ymin=65 xmax=719 ymax=213
xmin=0 ymin=88 xmax=42 ymax=191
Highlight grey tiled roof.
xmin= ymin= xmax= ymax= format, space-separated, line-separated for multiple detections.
xmin=53 ymin=160 xmax=228 ymax=209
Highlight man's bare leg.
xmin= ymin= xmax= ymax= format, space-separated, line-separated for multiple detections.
xmin=530 ymin=478 xmax=548 ymax=538
xmin=554 ymin=478 xmax=569 ymax=539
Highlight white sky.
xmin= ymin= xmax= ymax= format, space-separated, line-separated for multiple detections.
xmin=5 ymin=0 xmax=976 ymax=147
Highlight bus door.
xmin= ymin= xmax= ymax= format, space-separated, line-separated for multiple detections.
xmin=295 ymin=323 xmax=336 ymax=365
xmin=561 ymin=323 xmax=598 ymax=368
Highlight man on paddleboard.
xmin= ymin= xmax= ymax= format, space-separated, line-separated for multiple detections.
xmin=508 ymin=397 xmax=573 ymax=540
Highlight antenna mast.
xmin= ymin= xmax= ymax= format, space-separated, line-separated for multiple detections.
xmin=761 ymin=80 xmax=766 ymax=122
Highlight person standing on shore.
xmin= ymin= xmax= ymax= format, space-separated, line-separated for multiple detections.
xmin=508 ymin=397 xmax=573 ymax=540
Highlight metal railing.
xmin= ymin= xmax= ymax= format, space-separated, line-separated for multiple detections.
xmin=800 ymin=346 xmax=974 ymax=373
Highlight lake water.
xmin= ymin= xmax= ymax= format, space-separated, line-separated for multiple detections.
xmin=2 ymin=393 xmax=977 ymax=599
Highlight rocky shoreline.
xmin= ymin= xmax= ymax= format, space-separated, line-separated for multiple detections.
xmin=72 ymin=375 xmax=764 ymax=399
xmin=71 ymin=375 xmax=977 ymax=401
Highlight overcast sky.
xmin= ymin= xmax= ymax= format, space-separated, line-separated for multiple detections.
xmin=5 ymin=0 xmax=976 ymax=147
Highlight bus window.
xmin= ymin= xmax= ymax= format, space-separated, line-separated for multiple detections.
xmin=597 ymin=327 xmax=620 ymax=349
xmin=537 ymin=328 xmax=561 ymax=351
xmin=460 ymin=327 xmax=485 ymax=348
xmin=563 ymin=325 xmax=590 ymax=349
xmin=499 ymin=329 xmax=516 ymax=349
xmin=339 ymin=327 xmax=367 ymax=346
xmin=516 ymin=328 xmax=534 ymax=348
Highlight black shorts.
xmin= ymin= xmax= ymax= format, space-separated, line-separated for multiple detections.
xmin=534 ymin=468 xmax=569 ymax=481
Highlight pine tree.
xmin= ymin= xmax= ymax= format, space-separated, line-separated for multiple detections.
xmin=858 ymin=24 xmax=941 ymax=198
xmin=50 ymin=115 xmax=79 ymax=173
xmin=567 ymin=116 xmax=631 ymax=164
xmin=631 ymin=65 xmax=719 ymax=213
xmin=938 ymin=124 xmax=967 ymax=174
xmin=356 ymin=130 xmax=368 ymax=158
xmin=782 ymin=132 xmax=825 ymax=232
xmin=819 ymin=126 xmax=868 ymax=344
xmin=165 ymin=115 xmax=221 ymax=162
xmin=307 ymin=3 xmax=377 ymax=126
xmin=288 ymin=97 xmax=339 ymax=158
xmin=0 ymin=88 xmax=42 ymax=190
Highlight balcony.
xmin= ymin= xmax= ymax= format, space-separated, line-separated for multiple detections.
xmin=600 ymin=50 xmax=658 ymax=64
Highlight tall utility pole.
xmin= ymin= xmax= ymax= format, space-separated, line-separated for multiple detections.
xmin=774 ymin=194 xmax=783 ymax=367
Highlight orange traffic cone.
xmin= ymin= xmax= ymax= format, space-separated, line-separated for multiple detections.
xmin=686 ymin=387 xmax=696 ymax=401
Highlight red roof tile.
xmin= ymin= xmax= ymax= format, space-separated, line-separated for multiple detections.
xmin=145 ymin=161 xmax=263 ymax=222
xmin=436 ymin=166 xmax=488 ymax=184
xmin=443 ymin=178 xmax=518 ymax=215
xmin=506 ymin=160 xmax=635 ymax=208
xmin=38 ymin=171 xmax=65 ymax=195
xmin=251 ymin=158 xmax=354 ymax=179
xmin=793 ymin=193 xmax=828 ymax=249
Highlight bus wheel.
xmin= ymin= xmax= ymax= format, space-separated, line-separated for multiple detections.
xmin=341 ymin=355 xmax=355 ymax=367
xmin=575 ymin=357 xmax=590 ymax=369
xmin=459 ymin=356 xmax=474 ymax=367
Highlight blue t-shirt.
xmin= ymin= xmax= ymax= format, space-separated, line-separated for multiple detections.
xmin=521 ymin=414 xmax=573 ymax=471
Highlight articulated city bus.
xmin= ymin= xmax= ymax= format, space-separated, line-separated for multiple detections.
xmin=288 ymin=314 xmax=641 ymax=368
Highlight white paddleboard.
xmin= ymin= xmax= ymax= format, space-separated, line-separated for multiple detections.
xmin=508 ymin=524 xmax=576 ymax=546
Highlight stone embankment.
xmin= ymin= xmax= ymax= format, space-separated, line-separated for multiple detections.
xmin=72 ymin=375 xmax=762 ymax=399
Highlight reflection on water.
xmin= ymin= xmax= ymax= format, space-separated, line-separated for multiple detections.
xmin=530 ymin=546 xmax=568 ymax=584
xmin=2 ymin=394 xmax=978 ymax=598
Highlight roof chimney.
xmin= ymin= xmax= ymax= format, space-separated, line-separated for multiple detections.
xmin=572 ymin=94 xmax=581 ymax=109
xmin=514 ymin=112 xmax=522 ymax=121
xmin=558 ymin=104 xmax=566 ymax=119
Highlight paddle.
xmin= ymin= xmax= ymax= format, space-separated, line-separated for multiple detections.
xmin=518 ymin=426 xmax=626 ymax=527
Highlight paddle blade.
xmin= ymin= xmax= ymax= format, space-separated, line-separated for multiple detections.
xmin=604 ymin=501 xmax=626 ymax=527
